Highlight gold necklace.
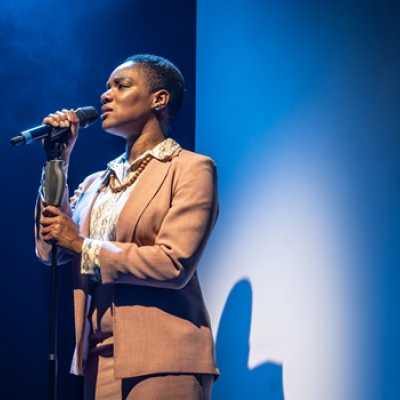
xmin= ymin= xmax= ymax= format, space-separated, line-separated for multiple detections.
xmin=108 ymin=154 xmax=152 ymax=193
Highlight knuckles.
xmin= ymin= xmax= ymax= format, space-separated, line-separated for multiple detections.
xmin=44 ymin=109 xmax=79 ymax=125
xmin=39 ymin=208 xmax=77 ymax=243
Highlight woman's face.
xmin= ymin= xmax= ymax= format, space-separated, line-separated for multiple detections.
xmin=100 ymin=61 xmax=155 ymax=138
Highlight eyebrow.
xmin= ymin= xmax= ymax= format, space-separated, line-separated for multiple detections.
xmin=106 ymin=76 xmax=133 ymax=89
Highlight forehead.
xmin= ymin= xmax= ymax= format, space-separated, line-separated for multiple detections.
xmin=108 ymin=61 xmax=143 ymax=81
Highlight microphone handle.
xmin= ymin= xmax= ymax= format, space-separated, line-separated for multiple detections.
xmin=10 ymin=125 xmax=70 ymax=146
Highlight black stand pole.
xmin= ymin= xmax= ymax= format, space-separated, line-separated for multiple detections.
xmin=42 ymin=136 xmax=68 ymax=400
xmin=49 ymin=244 xmax=59 ymax=400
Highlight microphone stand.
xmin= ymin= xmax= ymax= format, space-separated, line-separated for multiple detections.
xmin=42 ymin=135 xmax=68 ymax=400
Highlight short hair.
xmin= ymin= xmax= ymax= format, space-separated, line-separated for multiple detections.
xmin=125 ymin=54 xmax=185 ymax=119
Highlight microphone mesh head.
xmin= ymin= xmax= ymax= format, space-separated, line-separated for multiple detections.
xmin=76 ymin=106 xmax=99 ymax=128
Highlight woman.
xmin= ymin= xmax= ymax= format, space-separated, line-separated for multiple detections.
xmin=35 ymin=54 xmax=219 ymax=399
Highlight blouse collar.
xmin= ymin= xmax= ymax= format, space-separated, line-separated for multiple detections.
xmin=107 ymin=138 xmax=181 ymax=182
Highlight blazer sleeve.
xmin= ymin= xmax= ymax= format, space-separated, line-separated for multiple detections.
xmin=34 ymin=172 xmax=99 ymax=266
xmin=98 ymin=155 xmax=218 ymax=290
xmin=34 ymin=182 xmax=73 ymax=265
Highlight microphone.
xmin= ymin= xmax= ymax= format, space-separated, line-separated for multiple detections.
xmin=10 ymin=106 xmax=99 ymax=146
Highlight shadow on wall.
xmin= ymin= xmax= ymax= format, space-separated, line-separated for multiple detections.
xmin=213 ymin=279 xmax=284 ymax=399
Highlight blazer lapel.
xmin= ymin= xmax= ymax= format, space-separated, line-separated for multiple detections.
xmin=116 ymin=158 xmax=171 ymax=242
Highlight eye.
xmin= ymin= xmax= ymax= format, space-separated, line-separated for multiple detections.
xmin=116 ymin=80 xmax=131 ymax=90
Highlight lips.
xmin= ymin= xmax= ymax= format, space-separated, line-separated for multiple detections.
xmin=101 ymin=108 xmax=113 ymax=119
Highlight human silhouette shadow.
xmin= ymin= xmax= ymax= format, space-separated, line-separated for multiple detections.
xmin=213 ymin=279 xmax=284 ymax=399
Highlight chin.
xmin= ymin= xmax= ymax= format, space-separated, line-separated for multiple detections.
xmin=102 ymin=123 xmax=129 ymax=139
xmin=102 ymin=118 xmax=117 ymax=132
xmin=101 ymin=120 xmax=112 ymax=131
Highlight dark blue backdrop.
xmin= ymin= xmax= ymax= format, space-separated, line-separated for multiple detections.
xmin=0 ymin=1 xmax=195 ymax=398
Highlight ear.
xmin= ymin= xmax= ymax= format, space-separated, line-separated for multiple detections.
xmin=152 ymin=89 xmax=170 ymax=112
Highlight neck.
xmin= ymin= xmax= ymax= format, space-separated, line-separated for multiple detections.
xmin=125 ymin=120 xmax=166 ymax=163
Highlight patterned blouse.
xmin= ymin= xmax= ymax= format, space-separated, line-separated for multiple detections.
xmin=79 ymin=138 xmax=181 ymax=278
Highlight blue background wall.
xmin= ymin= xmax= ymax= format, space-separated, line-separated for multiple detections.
xmin=0 ymin=1 xmax=195 ymax=398
xmin=196 ymin=1 xmax=400 ymax=399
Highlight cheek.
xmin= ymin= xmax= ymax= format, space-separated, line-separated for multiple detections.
xmin=121 ymin=91 xmax=151 ymax=111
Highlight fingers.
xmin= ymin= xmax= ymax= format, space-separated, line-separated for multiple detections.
xmin=43 ymin=111 xmax=69 ymax=128
xmin=41 ymin=223 xmax=59 ymax=235
xmin=40 ymin=215 xmax=60 ymax=226
xmin=40 ymin=209 xmax=62 ymax=233
xmin=39 ymin=208 xmax=63 ymax=239
xmin=65 ymin=109 xmax=79 ymax=125
xmin=42 ymin=205 xmax=62 ymax=216
xmin=65 ymin=108 xmax=80 ymax=138
xmin=42 ymin=108 xmax=79 ymax=130
xmin=39 ymin=208 xmax=81 ymax=250
xmin=41 ymin=224 xmax=61 ymax=241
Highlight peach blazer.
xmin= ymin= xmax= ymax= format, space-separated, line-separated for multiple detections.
xmin=35 ymin=148 xmax=219 ymax=379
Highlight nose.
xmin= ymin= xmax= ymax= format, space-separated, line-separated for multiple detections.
xmin=100 ymin=89 xmax=112 ymax=105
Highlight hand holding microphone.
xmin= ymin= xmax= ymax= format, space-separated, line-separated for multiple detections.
xmin=10 ymin=107 xmax=98 ymax=208
xmin=42 ymin=109 xmax=80 ymax=161
xmin=36 ymin=108 xmax=90 ymax=249
xmin=10 ymin=106 xmax=98 ymax=160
